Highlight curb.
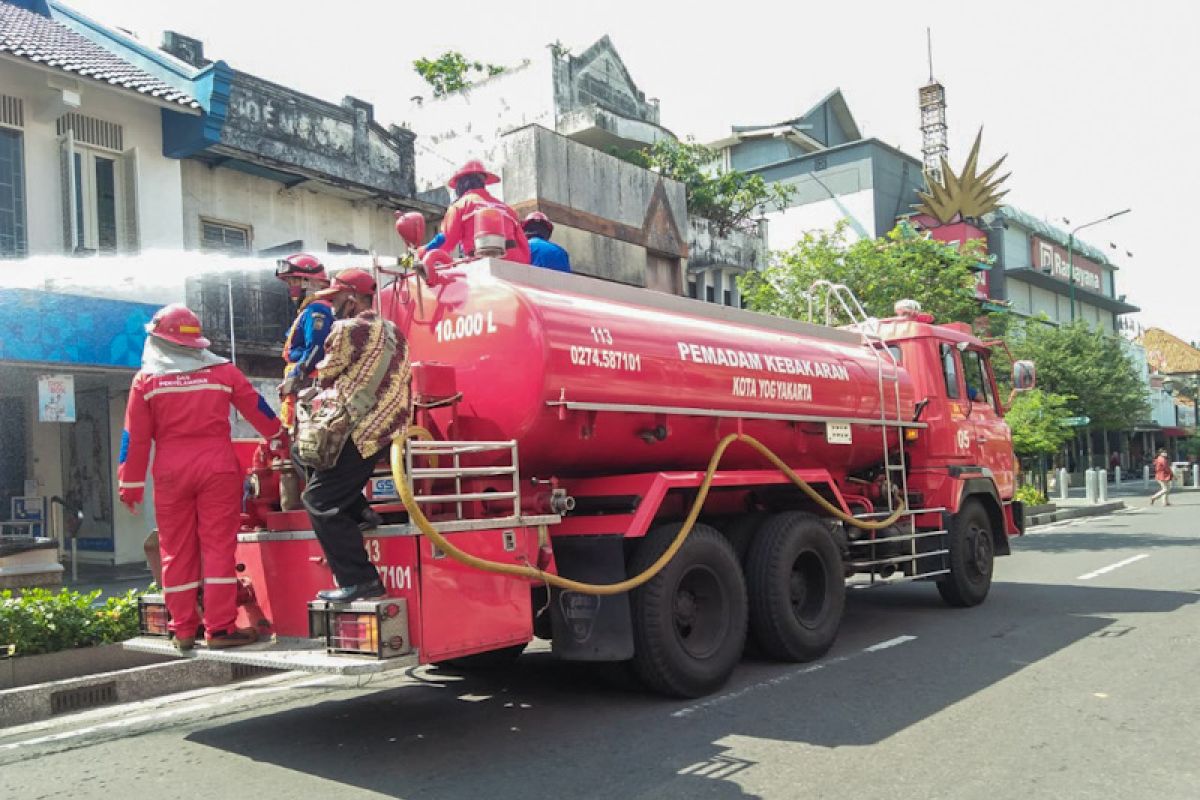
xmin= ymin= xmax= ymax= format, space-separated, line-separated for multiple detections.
xmin=0 ymin=655 xmax=280 ymax=729
xmin=1027 ymin=500 xmax=1126 ymax=528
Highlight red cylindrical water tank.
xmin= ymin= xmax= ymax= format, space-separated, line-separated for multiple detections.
xmin=381 ymin=261 xmax=915 ymax=477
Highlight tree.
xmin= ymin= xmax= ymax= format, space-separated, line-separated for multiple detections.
xmin=612 ymin=138 xmax=794 ymax=235
xmin=413 ymin=51 xmax=505 ymax=98
xmin=740 ymin=221 xmax=989 ymax=327
xmin=1005 ymin=388 xmax=1077 ymax=493
xmin=1006 ymin=389 xmax=1076 ymax=459
xmin=1007 ymin=320 xmax=1148 ymax=468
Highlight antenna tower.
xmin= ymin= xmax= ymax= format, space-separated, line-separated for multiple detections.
xmin=919 ymin=28 xmax=948 ymax=182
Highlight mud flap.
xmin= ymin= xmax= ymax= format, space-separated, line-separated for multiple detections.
xmin=549 ymin=536 xmax=634 ymax=661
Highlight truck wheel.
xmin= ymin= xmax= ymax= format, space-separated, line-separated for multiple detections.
xmin=746 ymin=512 xmax=845 ymax=662
xmin=629 ymin=523 xmax=747 ymax=698
xmin=937 ymin=500 xmax=994 ymax=608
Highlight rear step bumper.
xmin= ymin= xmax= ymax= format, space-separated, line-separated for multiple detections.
xmin=123 ymin=636 xmax=419 ymax=676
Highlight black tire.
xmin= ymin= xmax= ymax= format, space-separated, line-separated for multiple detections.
xmin=442 ymin=643 xmax=526 ymax=670
xmin=937 ymin=500 xmax=995 ymax=607
xmin=629 ymin=523 xmax=748 ymax=698
xmin=745 ymin=512 xmax=845 ymax=662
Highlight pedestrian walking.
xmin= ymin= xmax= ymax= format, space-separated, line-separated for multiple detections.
xmin=118 ymin=304 xmax=287 ymax=650
xmin=295 ymin=269 xmax=412 ymax=602
xmin=1149 ymin=449 xmax=1173 ymax=506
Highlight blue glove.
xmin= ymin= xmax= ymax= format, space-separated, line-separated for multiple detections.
xmin=423 ymin=232 xmax=446 ymax=251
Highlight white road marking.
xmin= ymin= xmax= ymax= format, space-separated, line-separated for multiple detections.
xmin=671 ymin=635 xmax=918 ymax=719
xmin=863 ymin=635 xmax=918 ymax=652
xmin=1077 ymin=554 xmax=1149 ymax=581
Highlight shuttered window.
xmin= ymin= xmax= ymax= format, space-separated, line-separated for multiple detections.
xmin=0 ymin=127 xmax=26 ymax=258
xmin=200 ymin=219 xmax=252 ymax=254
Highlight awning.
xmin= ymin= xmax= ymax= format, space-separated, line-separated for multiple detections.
xmin=1161 ymin=426 xmax=1191 ymax=438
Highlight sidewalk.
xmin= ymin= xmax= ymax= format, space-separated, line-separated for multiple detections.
xmin=1052 ymin=480 xmax=1200 ymax=508
xmin=62 ymin=561 xmax=152 ymax=600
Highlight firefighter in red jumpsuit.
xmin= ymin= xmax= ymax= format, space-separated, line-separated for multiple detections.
xmin=422 ymin=159 xmax=531 ymax=264
xmin=118 ymin=304 xmax=286 ymax=651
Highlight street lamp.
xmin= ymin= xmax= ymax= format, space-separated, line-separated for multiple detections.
xmin=1065 ymin=209 xmax=1131 ymax=322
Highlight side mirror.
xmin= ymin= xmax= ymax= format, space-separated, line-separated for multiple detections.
xmin=1012 ymin=360 xmax=1036 ymax=391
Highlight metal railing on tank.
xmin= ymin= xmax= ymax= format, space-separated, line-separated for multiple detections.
xmin=403 ymin=439 xmax=521 ymax=523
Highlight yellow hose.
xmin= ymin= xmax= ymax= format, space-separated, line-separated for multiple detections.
xmin=390 ymin=432 xmax=906 ymax=596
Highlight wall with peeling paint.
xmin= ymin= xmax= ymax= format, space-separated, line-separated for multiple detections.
xmin=180 ymin=160 xmax=406 ymax=257
xmin=498 ymin=125 xmax=687 ymax=291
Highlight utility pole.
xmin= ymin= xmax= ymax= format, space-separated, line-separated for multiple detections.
xmin=1067 ymin=209 xmax=1131 ymax=322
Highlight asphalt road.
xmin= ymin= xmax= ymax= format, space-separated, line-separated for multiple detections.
xmin=3 ymin=498 xmax=1198 ymax=800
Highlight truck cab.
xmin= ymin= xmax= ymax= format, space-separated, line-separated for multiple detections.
xmin=877 ymin=311 xmax=1027 ymax=507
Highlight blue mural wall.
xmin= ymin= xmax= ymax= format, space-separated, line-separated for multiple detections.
xmin=0 ymin=289 xmax=156 ymax=368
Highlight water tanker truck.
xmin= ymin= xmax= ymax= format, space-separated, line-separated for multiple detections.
xmin=129 ymin=231 xmax=1034 ymax=699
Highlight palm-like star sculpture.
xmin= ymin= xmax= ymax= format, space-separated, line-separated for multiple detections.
xmin=917 ymin=130 xmax=1010 ymax=224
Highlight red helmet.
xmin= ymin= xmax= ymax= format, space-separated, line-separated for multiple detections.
xmin=522 ymin=211 xmax=553 ymax=236
xmin=274 ymin=253 xmax=328 ymax=283
xmin=146 ymin=304 xmax=209 ymax=349
xmin=316 ymin=268 xmax=376 ymax=299
xmin=447 ymin=159 xmax=500 ymax=190
xmin=394 ymin=211 xmax=427 ymax=249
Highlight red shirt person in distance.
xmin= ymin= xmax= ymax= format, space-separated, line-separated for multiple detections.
xmin=422 ymin=159 xmax=531 ymax=264
xmin=118 ymin=304 xmax=286 ymax=651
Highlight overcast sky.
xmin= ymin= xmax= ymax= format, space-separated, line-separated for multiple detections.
xmin=74 ymin=0 xmax=1200 ymax=343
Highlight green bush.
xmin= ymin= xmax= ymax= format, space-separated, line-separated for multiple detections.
xmin=0 ymin=587 xmax=142 ymax=657
xmin=1014 ymin=484 xmax=1048 ymax=507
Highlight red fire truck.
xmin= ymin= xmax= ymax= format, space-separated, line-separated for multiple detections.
xmin=130 ymin=237 xmax=1033 ymax=699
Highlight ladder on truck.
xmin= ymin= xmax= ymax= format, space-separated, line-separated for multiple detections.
xmin=806 ymin=282 xmax=949 ymax=587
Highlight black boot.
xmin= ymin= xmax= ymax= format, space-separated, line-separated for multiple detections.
xmin=317 ymin=579 xmax=386 ymax=603
xmin=358 ymin=507 xmax=383 ymax=532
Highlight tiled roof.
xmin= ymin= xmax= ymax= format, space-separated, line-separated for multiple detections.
xmin=0 ymin=2 xmax=198 ymax=108
xmin=1143 ymin=328 xmax=1200 ymax=375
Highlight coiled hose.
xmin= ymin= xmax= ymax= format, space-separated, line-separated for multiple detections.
xmin=391 ymin=431 xmax=906 ymax=596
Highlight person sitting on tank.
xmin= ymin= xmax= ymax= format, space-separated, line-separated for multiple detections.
xmin=521 ymin=212 xmax=571 ymax=273
xmin=420 ymin=159 xmax=531 ymax=264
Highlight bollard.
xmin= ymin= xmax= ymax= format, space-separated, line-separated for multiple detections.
xmin=1193 ymin=464 xmax=1199 ymax=489
xmin=1084 ymin=469 xmax=1098 ymax=504
xmin=1114 ymin=466 xmax=1121 ymax=485
xmin=1059 ymin=468 xmax=1070 ymax=501
xmin=1098 ymin=470 xmax=1108 ymax=502
xmin=1143 ymin=465 xmax=1151 ymax=490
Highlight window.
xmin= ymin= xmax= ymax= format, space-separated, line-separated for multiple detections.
xmin=961 ymin=349 xmax=994 ymax=408
xmin=688 ymin=280 xmax=697 ymax=299
xmin=201 ymin=219 xmax=252 ymax=255
xmin=327 ymin=242 xmax=368 ymax=255
xmin=723 ymin=289 xmax=732 ymax=306
xmin=0 ymin=127 xmax=26 ymax=258
xmin=940 ymin=343 xmax=960 ymax=399
xmin=887 ymin=345 xmax=903 ymax=365
xmin=59 ymin=131 xmax=138 ymax=255
xmin=705 ymin=285 xmax=715 ymax=303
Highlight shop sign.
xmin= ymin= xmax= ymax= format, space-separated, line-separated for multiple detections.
xmin=1031 ymin=237 xmax=1104 ymax=293
xmin=38 ymin=374 xmax=76 ymax=422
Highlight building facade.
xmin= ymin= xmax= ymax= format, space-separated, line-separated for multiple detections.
xmin=982 ymin=206 xmax=1138 ymax=332
xmin=0 ymin=0 xmax=430 ymax=564
xmin=406 ymin=35 xmax=758 ymax=305
xmin=708 ymin=90 xmax=925 ymax=248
